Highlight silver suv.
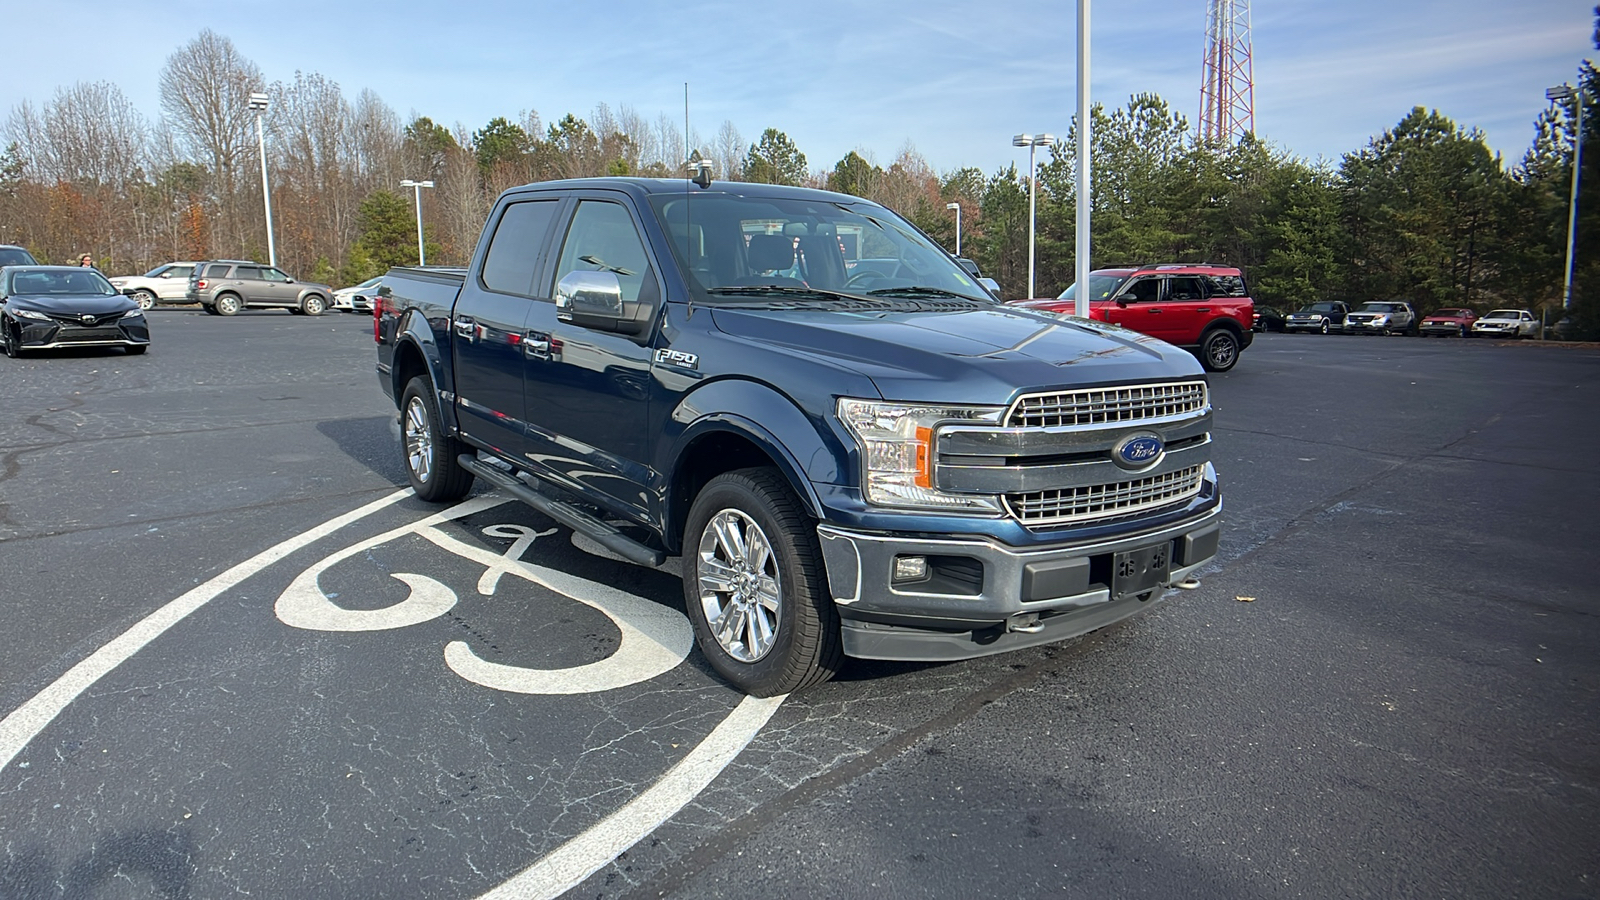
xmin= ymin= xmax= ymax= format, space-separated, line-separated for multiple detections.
xmin=1343 ymin=301 xmax=1417 ymax=335
xmin=186 ymin=260 xmax=334 ymax=316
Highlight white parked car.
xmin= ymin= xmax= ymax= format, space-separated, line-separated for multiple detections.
xmin=1471 ymin=309 xmax=1538 ymax=339
xmin=108 ymin=262 xmax=200 ymax=309
xmin=332 ymin=276 xmax=383 ymax=313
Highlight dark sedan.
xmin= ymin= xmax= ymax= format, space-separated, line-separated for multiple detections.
xmin=1252 ymin=304 xmax=1287 ymax=333
xmin=1 ymin=266 xmax=150 ymax=357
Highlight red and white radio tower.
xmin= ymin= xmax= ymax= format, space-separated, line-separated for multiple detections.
xmin=1199 ymin=0 xmax=1255 ymax=146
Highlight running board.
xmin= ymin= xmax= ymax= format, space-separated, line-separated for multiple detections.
xmin=456 ymin=454 xmax=666 ymax=568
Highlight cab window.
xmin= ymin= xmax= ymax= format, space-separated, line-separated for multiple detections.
xmin=481 ymin=199 xmax=561 ymax=297
xmin=551 ymin=200 xmax=653 ymax=303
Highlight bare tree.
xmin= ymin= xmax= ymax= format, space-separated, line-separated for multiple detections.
xmin=712 ymin=120 xmax=744 ymax=181
xmin=159 ymin=29 xmax=263 ymax=254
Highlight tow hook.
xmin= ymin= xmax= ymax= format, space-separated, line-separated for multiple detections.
xmin=1008 ymin=612 xmax=1044 ymax=634
xmin=1173 ymin=576 xmax=1201 ymax=590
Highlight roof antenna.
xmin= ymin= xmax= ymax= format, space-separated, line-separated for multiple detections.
xmin=683 ymin=83 xmax=713 ymax=187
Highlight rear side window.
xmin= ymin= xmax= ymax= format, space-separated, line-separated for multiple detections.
xmin=1167 ymin=276 xmax=1205 ymax=301
xmin=481 ymin=199 xmax=560 ymax=296
xmin=0 ymin=248 xmax=36 ymax=266
xmin=204 ymin=264 xmax=231 ymax=278
xmin=235 ymin=267 xmax=263 ymax=281
xmin=1203 ymin=274 xmax=1246 ymax=297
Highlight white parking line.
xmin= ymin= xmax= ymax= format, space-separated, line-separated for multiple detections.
xmin=0 ymin=488 xmax=416 ymax=772
xmin=2 ymin=487 xmax=787 ymax=899
xmin=478 ymin=693 xmax=784 ymax=900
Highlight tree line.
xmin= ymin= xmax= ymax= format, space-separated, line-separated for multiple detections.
xmin=1 ymin=25 xmax=1596 ymax=337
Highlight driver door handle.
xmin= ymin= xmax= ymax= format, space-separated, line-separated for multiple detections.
xmin=453 ymin=316 xmax=475 ymax=338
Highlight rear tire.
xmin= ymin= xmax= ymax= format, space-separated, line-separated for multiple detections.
xmin=683 ymin=468 xmax=842 ymax=696
xmin=131 ymin=289 xmax=156 ymax=310
xmin=400 ymin=375 xmax=475 ymax=503
xmin=1199 ymin=327 xmax=1240 ymax=372
xmin=214 ymin=293 xmax=241 ymax=316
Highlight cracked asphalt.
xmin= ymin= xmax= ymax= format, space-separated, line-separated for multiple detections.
xmin=0 ymin=312 xmax=1595 ymax=899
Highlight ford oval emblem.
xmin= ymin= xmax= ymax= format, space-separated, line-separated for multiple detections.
xmin=1114 ymin=433 xmax=1165 ymax=470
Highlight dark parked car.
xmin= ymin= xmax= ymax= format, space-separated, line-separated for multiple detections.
xmin=1 ymin=266 xmax=150 ymax=357
xmin=1284 ymin=301 xmax=1351 ymax=334
xmin=1419 ymin=308 xmax=1478 ymax=337
xmin=1252 ymin=305 xmax=1286 ymax=333
xmin=186 ymin=260 xmax=334 ymax=316
xmin=0 ymin=245 xmax=39 ymax=267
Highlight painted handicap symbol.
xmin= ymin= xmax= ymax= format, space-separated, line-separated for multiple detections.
xmin=274 ymin=496 xmax=693 ymax=694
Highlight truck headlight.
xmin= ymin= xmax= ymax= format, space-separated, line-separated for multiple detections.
xmin=838 ymin=398 xmax=1004 ymax=513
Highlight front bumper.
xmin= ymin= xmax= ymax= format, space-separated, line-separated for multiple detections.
xmin=14 ymin=317 xmax=150 ymax=349
xmin=815 ymin=504 xmax=1222 ymax=661
xmin=1343 ymin=320 xmax=1390 ymax=334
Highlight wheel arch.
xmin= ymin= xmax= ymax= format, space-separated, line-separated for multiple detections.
xmin=664 ymin=413 xmax=831 ymax=557
xmin=388 ymin=309 xmax=457 ymax=433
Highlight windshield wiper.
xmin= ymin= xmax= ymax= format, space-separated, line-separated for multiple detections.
xmin=705 ymin=285 xmax=886 ymax=302
xmin=864 ymin=286 xmax=988 ymax=302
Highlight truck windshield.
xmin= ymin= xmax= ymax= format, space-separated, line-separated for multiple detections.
xmin=648 ymin=191 xmax=994 ymax=305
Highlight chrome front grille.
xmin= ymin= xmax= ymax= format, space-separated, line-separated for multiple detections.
xmin=1004 ymin=464 xmax=1206 ymax=528
xmin=1006 ymin=382 xmax=1208 ymax=429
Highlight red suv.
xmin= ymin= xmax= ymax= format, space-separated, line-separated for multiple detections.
xmin=1011 ymin=264 xmax=1254 ymax=372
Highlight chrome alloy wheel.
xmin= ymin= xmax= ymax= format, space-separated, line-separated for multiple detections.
xmin=404 ymin=395 xmax=434 ymax=483
xmin=696 ymin=508 xmax=782 ymax=662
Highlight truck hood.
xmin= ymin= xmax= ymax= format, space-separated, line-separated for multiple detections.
xmin=708 ymin=304 xmax=1203 ymax=404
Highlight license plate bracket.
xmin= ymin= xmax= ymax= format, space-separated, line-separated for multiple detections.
xmin=1112 ymin=542 xmax=1171 ymax=600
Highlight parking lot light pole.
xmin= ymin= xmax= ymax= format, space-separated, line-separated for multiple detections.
xmin=945 ymin=202 xmax=962 ymax=256
xmin=1013 ymin=133 xmax=1056 ymax=299
xmin=248 ymin=92 xmax=276 ymax=267
xmin=1547 ymin=83 xmax=1586 ymax=310
xmin=400 ymin=179 xmax=434 ymax=266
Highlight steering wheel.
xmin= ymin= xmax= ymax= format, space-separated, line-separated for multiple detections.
xmin=844 ymin=272 xmax=886 ymax=291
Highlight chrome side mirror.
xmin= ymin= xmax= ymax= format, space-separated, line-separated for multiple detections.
xmin=556 ymin=270 xmax=625 ymax=321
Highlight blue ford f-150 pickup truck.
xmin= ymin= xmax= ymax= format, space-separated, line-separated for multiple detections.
xmin=376 ymin=176 xmax=1221 ymax=696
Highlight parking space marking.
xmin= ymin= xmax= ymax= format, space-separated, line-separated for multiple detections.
xmin=0 ymin=487 xmax=415 ymax=772
xmin=478 ymin=692 xmax=784 ymax=900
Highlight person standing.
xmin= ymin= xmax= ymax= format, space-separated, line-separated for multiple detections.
xmin=77 ymin=253 xmax=95 ymax=268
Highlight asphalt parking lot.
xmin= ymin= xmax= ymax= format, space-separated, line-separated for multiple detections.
xmin=1 ymin=311 xmax=1596 ymax=899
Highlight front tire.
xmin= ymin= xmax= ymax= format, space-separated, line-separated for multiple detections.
xmin=400 ymin=376 xmax=474 ymax=502
xmin=125 ymin=344 xmax=148 ymax=355
xmin=1319 ymin=319 xmax=1330 ymax=335
xmin=1199 ymin=327 xmax=1240 ymax=373
xmin=683 ymin=468 xmax=842 ymax=697
xmin=3 ymin=322 xmax=19 ymax=358
xmin=214 ymin=293 xmax=241 ymax=316
xmin=131 ymin=289 xmax=156 ymax=310
xmin=301 ymin=294 xmax=326 ymax=316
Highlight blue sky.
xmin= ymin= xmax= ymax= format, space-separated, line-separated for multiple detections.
xmin=6 ymin=0 xmax=1594 ymax=175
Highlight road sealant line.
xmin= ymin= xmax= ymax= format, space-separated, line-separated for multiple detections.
xmin=0 ymin=487 xmax=416 ymax=772
xmin=478 ymin=693 xmax=785 ymax=900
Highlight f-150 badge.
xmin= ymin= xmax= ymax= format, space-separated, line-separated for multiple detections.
xmin=654 ymin=348 xmax=699 ymax=370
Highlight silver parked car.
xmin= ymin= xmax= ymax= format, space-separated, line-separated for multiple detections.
xmin=108 ymin=262 xmax=200 ymax=310
xmin=332 ymin=275 xmax=382 ymax=313
xmin=1471 ymin=309 xmax=1538 ymax=340
xmin=186 ymin=260 xmax=334 ymax=316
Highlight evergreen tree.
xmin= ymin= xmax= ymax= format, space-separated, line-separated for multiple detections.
xmin=744 ymin=129 xmax=807 ymax=186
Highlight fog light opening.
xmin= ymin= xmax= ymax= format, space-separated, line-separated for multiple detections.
xmin=892 ymin=555 xmax=929 ymax=583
